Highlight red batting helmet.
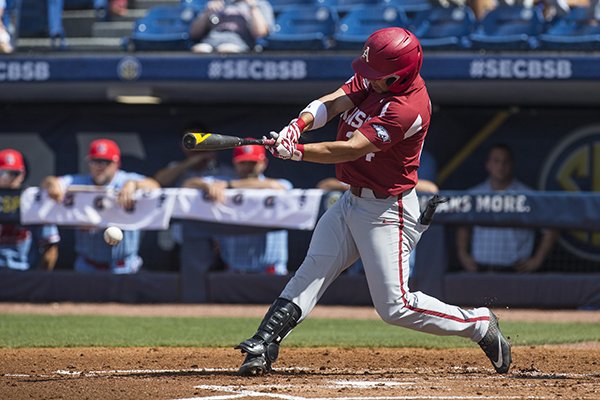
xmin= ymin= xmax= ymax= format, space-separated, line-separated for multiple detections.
xmin=351 ymin=27 xmax=423 ymax=94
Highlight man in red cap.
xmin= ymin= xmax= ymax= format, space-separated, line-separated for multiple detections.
xmin=42 ymin=139 xmax=160 ymax=274
xmin=0 ymin=149 xmax=60 ymax=270
xmin=183 ymin=143 xmax=291 ymax=277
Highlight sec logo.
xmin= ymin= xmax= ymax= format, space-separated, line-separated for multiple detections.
xmin=117 ymin=57 xmax=141 ymax=81
xmin=540 ymin=125 xmax=600 ymax=261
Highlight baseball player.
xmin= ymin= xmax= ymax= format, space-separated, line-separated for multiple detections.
xmin=0 ymin=149 xmax=60 ymax=270
xmin=42 ymin=139 xmax=160 ymax=274
xmin=235 ymin=28 xmax=511 ymax=376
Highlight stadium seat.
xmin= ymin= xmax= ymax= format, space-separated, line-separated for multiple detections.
xmin=263 ymin=5 xmax=338 ymax=50
xmin=469 ymin=6 xmax=544 ymax=50
xmin=64 ymin=0 xmax=94 ymax=9
xmin=128 ymin=5 xmax=196 ymax=51
xmin=539 ymin=7 xmax=600 ymax=50
xmin=180 ymin=0 xmax=207 ymax=13
xmin=412 ymin=6 xmax=476 ymax=49
xmin=270 ymin=0 xmax=313 ymax=14
xmin=381 ymin=0 xmax=432 ymax=13
xmin=334 ymin=5 xmax=408 ymax=50
xmin=315 ymin=0 xmax=380 ymax=14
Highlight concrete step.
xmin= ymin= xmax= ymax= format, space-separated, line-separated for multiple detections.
xmin=16 ymin=37 xmax=123 ymax=52
xmin=133 ymin=0 xmax=181 ymax=10
xmin=92 ymin=21 xmax=135 ymax=38
xmin=63 ymin=9 xmax=146 ymax=37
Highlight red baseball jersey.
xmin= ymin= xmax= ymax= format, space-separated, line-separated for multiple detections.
xmin=336 ymin=73 xmax=432 ymax=196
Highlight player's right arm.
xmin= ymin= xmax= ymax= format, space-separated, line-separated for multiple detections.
xmin=41 ymin=176 xmax=66 ymax=203
xmin=298 ymin=88 xmax=355 ymax=131
xmin=271 ymin=88 xmax=355 ymax=158
xmin=183 ymin=177 xmax=228 ymax=203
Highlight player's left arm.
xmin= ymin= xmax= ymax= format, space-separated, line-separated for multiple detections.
xmin=230 ymin=178 xmax=288 ymax=190
xmin=118 ymin=177 xmax=161 ymax=209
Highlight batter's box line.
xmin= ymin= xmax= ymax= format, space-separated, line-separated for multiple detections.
xmin=52 ymin=366 xmax=313 ymax=378
xmin=179 ymin=384 xmax=551 ymax=400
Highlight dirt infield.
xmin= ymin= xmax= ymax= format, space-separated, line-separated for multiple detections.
xmin=1 ymin=304 xmax=599 ymax=399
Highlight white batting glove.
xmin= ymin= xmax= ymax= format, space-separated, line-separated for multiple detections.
xmin=274 ymin=118 xmax=305 ymax=146
xmin=265 ymin=133 xmax=304 ymax=161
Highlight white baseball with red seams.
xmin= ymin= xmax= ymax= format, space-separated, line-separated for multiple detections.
xmin=103 ymin=226 xmax=123 ymax=246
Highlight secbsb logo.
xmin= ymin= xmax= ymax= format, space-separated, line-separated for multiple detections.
xmin=540 ymin=126 xmax=600 ymax=261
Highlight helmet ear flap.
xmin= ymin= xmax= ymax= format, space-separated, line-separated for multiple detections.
xmin=385 ymin=76 xmax=398 ymax=87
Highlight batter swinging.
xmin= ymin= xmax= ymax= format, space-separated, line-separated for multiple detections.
xmin=235 ymin=28 xmax=512 ymax=376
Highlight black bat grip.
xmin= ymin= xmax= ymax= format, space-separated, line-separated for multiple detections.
xmin=419 ymin=194 xmax=449 ymax=225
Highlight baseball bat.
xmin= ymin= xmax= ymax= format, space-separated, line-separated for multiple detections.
xmin=182 ymin=132 xmax=276 ymax=151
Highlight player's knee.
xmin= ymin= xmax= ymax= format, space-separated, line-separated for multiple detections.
xmin=374 ymin=298 xmax=414 ymax=325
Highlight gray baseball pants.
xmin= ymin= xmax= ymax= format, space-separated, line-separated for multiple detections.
xmin=281 ymin=188 xmax=490 ymax=342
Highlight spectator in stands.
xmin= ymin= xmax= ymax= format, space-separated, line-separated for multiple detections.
xmin=456 ymin=143 xmax=558 ymax=273
xmin=109 ymin=0 xmax=128 ymax=17
xmin=316 ymin=149 xmax=439 ymax=276
xmin=42 ymin=139 xmax=160 ymax=274
xmin=0 ymin=149 xmax=59 ymax=271
xmin=0 ymin=0 xmax=13 ymax=54
xmin=189 ymin=0 xmax=274 ymax=53
xmin=431 ymin=0 xmax=571 ymax=21
xmin=182 ymin=144 xmax=291 ymax=275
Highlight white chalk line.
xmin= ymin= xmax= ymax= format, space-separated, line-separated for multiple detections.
xmin=0 ymin=367 xmax=597 ymax=380
xmin=0 ymin=367 xmax=599 ymax=382
xmin=178 ymin=385 xmax=550 ymax=400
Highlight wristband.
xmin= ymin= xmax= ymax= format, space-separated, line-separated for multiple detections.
xmin=295 ymin=117 xmax=307 ymax=133
xmin=292 ymin=144 xmax=305 ymax=161
xmin=299 ymin=100 xmax=327 ymax=130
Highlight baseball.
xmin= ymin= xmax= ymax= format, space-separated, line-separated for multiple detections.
xmin=103 ymin=226 xmax=123 ymax=245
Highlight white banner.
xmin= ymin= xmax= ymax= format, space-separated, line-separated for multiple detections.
xmin=19 ymin=187 xmax=324 ymax=231
xmin=19 ymin=187 xmax=175 ymax=230
xmin=171 ymin=188 xmax=323 ymax=230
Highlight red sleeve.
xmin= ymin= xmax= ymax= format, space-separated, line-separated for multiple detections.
xmin=358 ymin=101 xmax=425 ymax=152
xmin=341 ymin=74 xmax=369 ymax=107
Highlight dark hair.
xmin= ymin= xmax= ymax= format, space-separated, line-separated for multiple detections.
xmin=487 ymin=143 xmax=513 ymax=161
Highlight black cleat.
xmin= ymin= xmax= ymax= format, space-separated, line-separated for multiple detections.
xmin=478 ymin=311 xmax=512 ymax=374
xmin=238 ymin=353 xmax=271 ymax=376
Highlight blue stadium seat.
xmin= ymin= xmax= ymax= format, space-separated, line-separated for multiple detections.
xmin=315 ymin=0 xmax=380 ymax=14
xmin=263 ymin=5 xmax=338 ymax=50
xmin=129 ymin=5 xmax=196 ymax=51
xmin=381 ymin=0 xmax=431 ymax=13
xmin=539 ymin=7 xmax=600 ymax=50
xmin=270 ymin=0 xmax=313 ymax=13
xmin=412 ymin=6 xmax=476 ymax=49
xmin=334 ymin=5 xmax=408 ymax=50
xmin=180 ymin=0 xmax=207 ymax=13
xmin=469 ymin=6 xmax=544 ymax=50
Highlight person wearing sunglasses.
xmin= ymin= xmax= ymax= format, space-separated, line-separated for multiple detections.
xmin=42 ymin=139 xmax=160 ymax=274
xmin=0 ymin=149 xmax=60 ymax=271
